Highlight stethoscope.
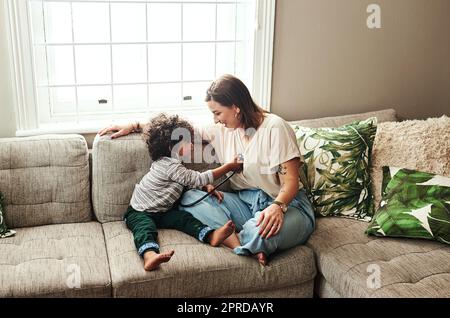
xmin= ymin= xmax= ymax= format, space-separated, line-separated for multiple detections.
xmin=179 ymin=154 xmax=244 ymax=207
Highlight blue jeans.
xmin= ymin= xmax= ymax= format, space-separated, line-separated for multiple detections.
xmin=178 ymin=188 xmax=315 ymax=256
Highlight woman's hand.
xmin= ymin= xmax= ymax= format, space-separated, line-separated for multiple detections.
xmin=255 ymin=157 xmax=300 ymax=239
xmin=202 ymin=184 xmax=224 ymax=203
xmin=256 ymin=204 xmax=284 ymax=239
xmin=98 ymin=123 xmax=135 ymax=139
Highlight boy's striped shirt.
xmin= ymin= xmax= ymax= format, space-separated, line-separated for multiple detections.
xmin=130 ymin=157 xmax=214 ymax=213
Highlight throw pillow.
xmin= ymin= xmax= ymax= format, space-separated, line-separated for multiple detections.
xmin=0 ymin=192 xmax=16 ymax=238
xmin=293 ymin=117 xmax=377 ymax=221
xmin=370 ymin=115 xmax=450 ymax=211
xmin=366 ymin=167 xmax=450 ymax=245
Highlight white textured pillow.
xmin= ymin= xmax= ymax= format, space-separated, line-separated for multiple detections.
xmin=371 ymin=115 xmax=450 ymax=209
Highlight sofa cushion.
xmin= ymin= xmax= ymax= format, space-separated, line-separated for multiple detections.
xmin=367 ymin=167 xmax=450 ymax=245
xmin=92 ymin=134 xmax=149 ymax=223
xmin=371 ymin=116 xmax=450 ymax=210
xmin=289 ymin=108 xmax=397 ymax=128
xmin=314 ymin=274 xmax=342 ymax=298
xmin=102 ymin=221 xmax=316 ymax=297
xmin=0 ymin=222 xmax=111 ymax=297
xmin=293 ymin=118 xmax=377 ymax=221
xmin=0 ymin=135 xmax=91 ymax=228
xmin=307 ymin=217 xmax=450 ymax=297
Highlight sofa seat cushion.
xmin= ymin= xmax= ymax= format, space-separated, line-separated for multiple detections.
xmin=0 ymin=222 xmax=111 ymax=297
xmin=103 ymin=221 xmax=316 ymax=297
xmin=307 ymin=217 xmax=450 ymax=297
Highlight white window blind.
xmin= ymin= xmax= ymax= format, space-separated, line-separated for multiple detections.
xmin=6 ymin=0 xmax=275 ymax=135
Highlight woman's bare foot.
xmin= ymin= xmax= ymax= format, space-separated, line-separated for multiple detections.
xmin=143 ymin=250 xmax=175 ymax=271
xmin=208 ymin=220 xmax=236 ymax=247
xmin=253 ymin=252 xmax=268 ymax=266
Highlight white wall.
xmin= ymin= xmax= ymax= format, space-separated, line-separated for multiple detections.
xmin=271 ymin=0 xmax=450 ymax=121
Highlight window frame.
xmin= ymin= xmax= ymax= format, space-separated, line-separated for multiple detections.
xmin=5 ymin=0 xmax=276 ymax=136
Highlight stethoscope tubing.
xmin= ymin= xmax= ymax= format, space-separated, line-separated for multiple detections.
xmin=179 ymin=171 xmax=236 ymax=207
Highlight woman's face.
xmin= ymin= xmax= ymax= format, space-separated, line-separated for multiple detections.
xmin=207 ymin=100 xmax=241 ymax=129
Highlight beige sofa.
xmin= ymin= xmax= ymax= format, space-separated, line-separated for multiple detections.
xmin=1 ymin=109 xmax=449 ymax=297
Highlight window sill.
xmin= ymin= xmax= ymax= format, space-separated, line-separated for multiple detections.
xmin=16 ymin=122 xmax=108 ymax=137
xmin=15 ymin=112 xmax=216 ymax=137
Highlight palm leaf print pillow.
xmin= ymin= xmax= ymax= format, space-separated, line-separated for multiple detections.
xmin=366 ymin=167 xmax=450 ymax=245
xmin=293 ymin=118 xmax=377 ymax=221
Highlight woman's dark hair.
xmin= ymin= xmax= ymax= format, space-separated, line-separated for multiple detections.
xmin=142 ymin=113 xmax=194 ymax=161
xmin=205 ymin=74 xmax=268 ymax=129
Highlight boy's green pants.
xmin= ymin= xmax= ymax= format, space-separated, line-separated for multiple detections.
xmin=124 ymin=205 xmax=214 ymax=256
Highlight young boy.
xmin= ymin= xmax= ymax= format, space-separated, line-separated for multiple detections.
xmin=124 ymin=113 xmax=242 ymax=271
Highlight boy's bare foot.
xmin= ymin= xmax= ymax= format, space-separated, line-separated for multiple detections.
xmin=143 ymin=250 xmax=175 ymax=271
xmin=208 ymin=220 xmax=236 ymax=247
xmin=253 ymin=252 xmax=268 ymax=266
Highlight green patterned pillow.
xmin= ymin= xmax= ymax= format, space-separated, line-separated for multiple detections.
xmin=366 ymin=167 xmax=450 ymax=245
xmin=293 ymin=118 xmax=377 ymax=221
xmin=0 ymin=192 xmax=16 ymax=238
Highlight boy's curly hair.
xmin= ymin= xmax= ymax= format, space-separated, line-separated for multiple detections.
xmin=142 ymin=113 xmax=194 ymax=161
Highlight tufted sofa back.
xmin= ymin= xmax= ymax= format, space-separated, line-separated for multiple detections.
xmin=289 ymin=108 xmax=397 ymax=128
xmin=0 ymin=134 xmax=92 ymax=228
xmin=91 ymin=134 xmax=150 ymax=223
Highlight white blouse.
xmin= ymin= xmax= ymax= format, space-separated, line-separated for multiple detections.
xmin=198 ymin=113 xmax=304 ymax=199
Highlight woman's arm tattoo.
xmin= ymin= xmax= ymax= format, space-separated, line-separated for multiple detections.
xmin=277 ymin=164 xmax=287 ymax=175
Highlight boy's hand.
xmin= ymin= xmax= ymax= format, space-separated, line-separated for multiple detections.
xmin=98 ymin=123 xmax=134 ymax=139
xmin=227 ymin=155 xmax=243 ymax=173
xmin=202 ymin=184 xmax=224 ymax=203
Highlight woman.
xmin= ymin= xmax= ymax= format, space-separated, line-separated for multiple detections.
xmin=99 ymin=74 xmax=315 ymax=265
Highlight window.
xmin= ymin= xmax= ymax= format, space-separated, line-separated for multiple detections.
xmin=6 ymin=0 xmax=275 ymax=135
